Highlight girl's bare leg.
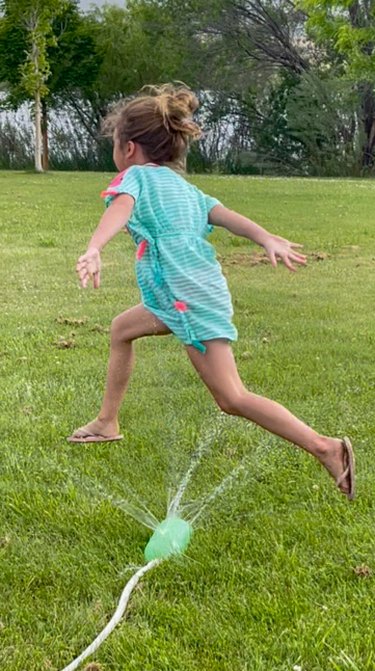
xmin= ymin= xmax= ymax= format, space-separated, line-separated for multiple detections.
xmin=69 ymin=304 xmax=170 ymax=439
xmin=186 ymin=339 xmax=352 ymax=496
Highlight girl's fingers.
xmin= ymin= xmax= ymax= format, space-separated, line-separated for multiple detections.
xmin=78 ymin=265 xmax=88 ymax=279
xmin=80 ymin=275 xmax=89 ymax=289
xmin=76 ymin=260 xmax=101 ymax=288
xmin=282 ymin=255 xmax=296 ymax=272
xmin=93 ymin=271 xmax=100 ymax=289
xmin=284 ymin=251 xmax=308 ymax=270
xmin=290 ymin=253 xmax=307 ymax=264
xmin=77 ymin=261 xmax=90 ymax=288
xmin=267 ymin=251 xmax=277 ymax=268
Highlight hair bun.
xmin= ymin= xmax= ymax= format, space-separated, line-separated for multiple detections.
xmin=143 ymin=83 xmax=202 ymax=140
xmin=103 ymin=82 xmax=203 ymax=169
xmin=173 ymin=87 xmax=199 ymax=115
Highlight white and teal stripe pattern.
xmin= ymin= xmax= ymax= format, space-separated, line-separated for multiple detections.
xmin=102 ymin=165 xmax=238 ymax=352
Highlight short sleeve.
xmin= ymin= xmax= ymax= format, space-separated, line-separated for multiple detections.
xmin=196 ymin=191 xmax=221 ymax=236
xmin=101 ymin=166 xmax=142 ymax=208
xmin=205 ymin=194 xmax=221 ymax=213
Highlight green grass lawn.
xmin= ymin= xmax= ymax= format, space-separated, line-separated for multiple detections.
xmin=1 ymin=171 xmax=375 ymax=671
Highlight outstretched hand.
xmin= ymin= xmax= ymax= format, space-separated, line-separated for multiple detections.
xmin=76 ymin=247 xmax=101 ymax=288
xmin=263 ymin=235 xmax=307 ymax=272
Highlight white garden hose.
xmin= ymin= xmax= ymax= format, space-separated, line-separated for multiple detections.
xmin=61 ymin=559 xmax=161 ymax=671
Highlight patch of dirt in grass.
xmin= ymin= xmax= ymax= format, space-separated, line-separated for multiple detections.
xmin=53 ymin=336 xmax=76 ymax=349
xmin=220 ymin=252 xmax=269 ymax=266
xmin=90 ymin=324 xmax=109 ymax=334
xmin=56 ymin=316 xmax=87 ymax=326
xmin=221 ymin=250 xmax=333 ymax=266
xmin=353 ymin=564 xmax=372 ymax=578
xmin=310 ymin=251 xmax=331 ymax=261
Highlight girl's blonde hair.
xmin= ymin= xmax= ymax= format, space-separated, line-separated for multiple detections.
xmin=102 ymin=84 xmax=202 ymax=169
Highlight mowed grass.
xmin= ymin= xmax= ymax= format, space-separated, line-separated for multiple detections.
xmin=1 ymin=170 xmax=375 ymax=671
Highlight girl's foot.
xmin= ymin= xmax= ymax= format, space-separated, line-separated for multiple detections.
xmin=67 ymin=417 xmax=123 ymax=443
xmin=315 ymin=437 xmax=355 ymax=500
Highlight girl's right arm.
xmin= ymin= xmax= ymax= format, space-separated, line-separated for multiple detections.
xmin=77 ymin=194 xmax=135 ymax=288
xmin=209 ymin=204 xmax=306 ymax=271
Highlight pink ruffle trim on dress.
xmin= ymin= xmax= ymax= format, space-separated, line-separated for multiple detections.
xmin=101 ymin=189 xmax=119 ymax=197
xmin=101 ymin=169 xmax=129 ymax=199
xmin=136 ymin=240 xmax=148 ymax=260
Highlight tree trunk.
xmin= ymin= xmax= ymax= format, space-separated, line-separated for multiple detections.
xmin=360 ymin=82 xmax=375 ymax=168
xmin=41 ymin=100 xmax=49 ymax=172
xmin=34 ymin=88 xmax=43 ymax=173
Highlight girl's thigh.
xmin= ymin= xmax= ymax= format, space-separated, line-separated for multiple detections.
xmin=185 ymin=339 xmax=245 ymax=401
xmin=112 ymin=303 xmax=171 ymax=341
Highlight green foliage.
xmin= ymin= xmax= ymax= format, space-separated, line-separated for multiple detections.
xmin=302 ymin=0 xmax=375 ymax=78
xmin=0 ymin=20 xmax=26 ymax=106
xmin=286 ymin=71 xmax=363 ymax=175
xmin=0 ymin=0 xmax=99 ymax=106
xmin=0 ymin=118 xmax=34 ymax=168
xmin=91 ymin=1 xmax=203 ymax=100
xmin=300 ymin=0 xmax=375 ymax=167
xmin=19 ymin=18 xmax=53 ymax=99
xmin=0 ymin=0 xmax=62 ymax=99
xmin=235 ymin=76 xmax=306 ymax=175
xmin=47 ymin=5 xmax=100 ymax=105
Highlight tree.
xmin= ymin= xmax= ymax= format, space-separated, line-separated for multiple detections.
xmin=161 ymin=0 xmax=374 ymax=174
xmin=59 ymin=1 xmax=206 ymax=170
xmin=44 ymin=5 xmax=100 ymax=169
xmin=162 ymin=0 xmax=312 ymax=78
xmin=138 ymin=0 xmax=315 ymax=172
xmin=0 ymin=0 xmax=99 ymax=171
xmin=0 ymin=0 xmax=65 ymax=171
xmin=302 ymin=0 xmax=375 ymax=168
xmin=286 ymin=72 xmax=362 ymax=175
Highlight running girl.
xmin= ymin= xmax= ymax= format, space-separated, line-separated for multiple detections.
xmin=68 ymin=84 xmax=355 ymax=500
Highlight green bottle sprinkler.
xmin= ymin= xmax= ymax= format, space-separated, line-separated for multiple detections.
xmin=144 ymin=516 xmax=192 ymax=562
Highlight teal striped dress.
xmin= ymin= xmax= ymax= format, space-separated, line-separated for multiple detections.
xmin=102 ymin=164 xmax=237 ymax=353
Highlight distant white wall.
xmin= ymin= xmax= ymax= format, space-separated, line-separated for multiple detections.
xmin=79 ymin=0 xmax=125 ymax=9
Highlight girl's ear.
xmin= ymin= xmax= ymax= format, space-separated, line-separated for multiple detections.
xmin=125 ymin=140 xmax=136 ymax=158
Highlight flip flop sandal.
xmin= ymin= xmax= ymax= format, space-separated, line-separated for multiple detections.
xmin=335 ymin=436 xmax=355 ymax=500
xmin=67 ymin=430 xmax=124 ymax=444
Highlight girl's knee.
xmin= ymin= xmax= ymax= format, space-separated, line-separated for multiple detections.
xmin=111 ymin=315 xmax=132 ymax=344
xmin=215 ymin=391 xmax=247 ymax=416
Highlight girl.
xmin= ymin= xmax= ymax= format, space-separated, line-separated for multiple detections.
xmin=68 ymin=84 xmax=355 ymax=500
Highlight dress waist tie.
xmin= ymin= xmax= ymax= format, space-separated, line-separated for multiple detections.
xmin=136 ymin=238 xmax=207 ymax=354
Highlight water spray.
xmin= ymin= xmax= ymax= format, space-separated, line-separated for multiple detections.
xmin=61 ymin=420 xmax=245 ymax=671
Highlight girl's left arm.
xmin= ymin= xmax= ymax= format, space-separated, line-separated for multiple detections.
xmin=77 ymin=194 xmax=134 ymax=288
xmin=209 ymin=204 xmax=307 ymax=272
